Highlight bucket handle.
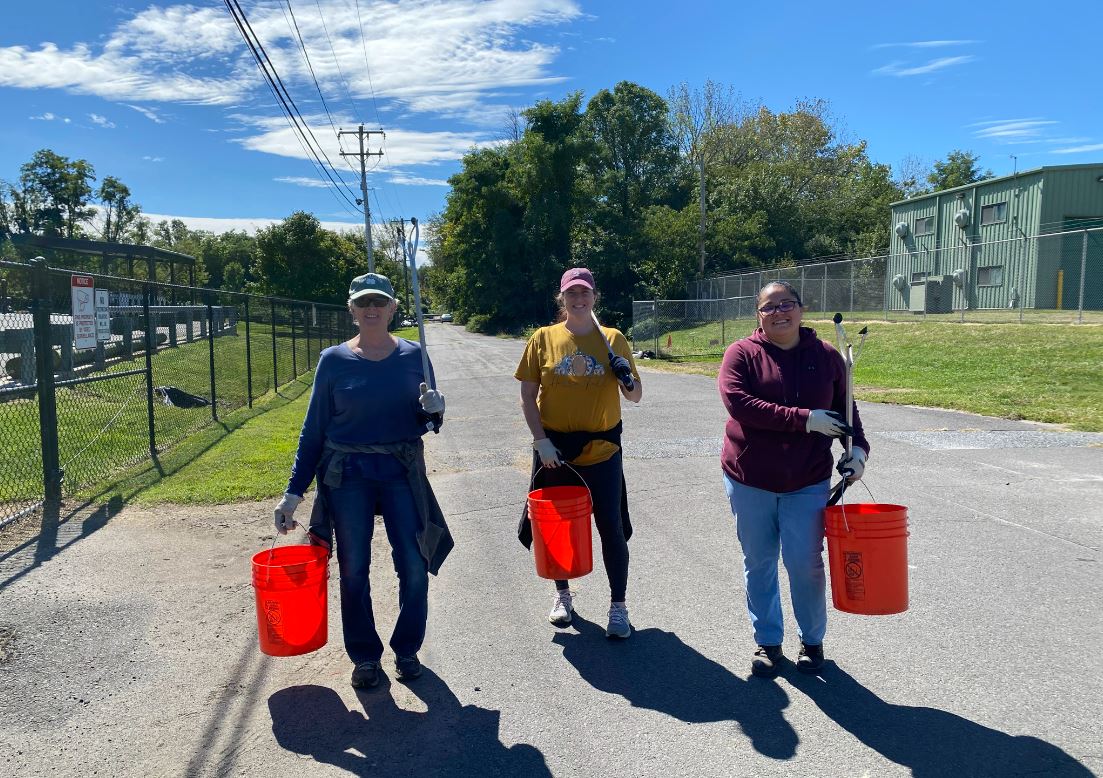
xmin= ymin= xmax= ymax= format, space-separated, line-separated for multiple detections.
xmin=531 ymin=462 xmax=594 ymax=509
xmin=262 ymin=520 xmax=324 ymax=586
xmin=831 ymin=478 xmax=878 ymax=534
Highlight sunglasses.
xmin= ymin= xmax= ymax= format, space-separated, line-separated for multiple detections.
xmin=352 ymin=296 xmax=392 ymax=308
xmin=758 ymin=300 xmax=799 ymax=316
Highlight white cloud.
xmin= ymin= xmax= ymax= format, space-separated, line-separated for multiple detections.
xmin=275 ymin=176 xmax=334 ymax=188
xmin=232 ymin=113 xmax=496 ymax=168
xmin=127 ymin=104 xmax=166 ymax=124
xmin=89 ymin=113 xmax=116 ymax=128
xmin=1052 ymin=143 xmax=1103 ymax=154
xmin=142 ymin=156 xmax=165 ymax=163
xmin=874 ymin=56 xmax=974 ymax=77
xmin=388 ymin=174 xmax=450 ymax=187
xmin=0 ymin=41 xmax=246 ymax=104
xmin=970 ymin=118 xmax=1057 ymax=143
xmin=29 ymin=111 xmax=70 ymax=123
xmin=139 ymin=210 xmax=365 ymax=236
xmin=0 ymin=0 xmax=580 ymax=115
xmin=873 ymin=40 xmax=977 ymax=49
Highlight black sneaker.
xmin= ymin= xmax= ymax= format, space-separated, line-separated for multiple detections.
xmin=351 ymin=661 xmax=380 ymax=689
xmin=395 ymin=655 xmax=423 ymax=682
xmin=796 ymin=643 xmax=825 ymax=674
xmin=751 ymin=645 xmax=784 ymax=678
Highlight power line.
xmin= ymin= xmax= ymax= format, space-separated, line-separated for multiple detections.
xmin=224 ymin=0 xmax=361 ymax=212
xmin=351 ymin=0 xmax=406 ymax=221
xmin=315 ymin=0 xmax=362 ymax=124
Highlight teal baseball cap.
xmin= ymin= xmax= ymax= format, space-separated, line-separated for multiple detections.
xmin=348 ymin=272 xmax=395 ymax=301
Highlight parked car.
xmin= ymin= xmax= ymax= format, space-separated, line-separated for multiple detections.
xmin=401 ymin=318 xmax=414 ymax=327
xmin=440 ymin=313 xmax=453 ymax=322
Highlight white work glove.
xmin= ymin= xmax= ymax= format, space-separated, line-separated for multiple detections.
xmin=837 ymin=448 xmax=867 ymax=482
xmin=273 ymin=493 xmax=302 ymax=535
xmin=533 ymin=438 xmax=562 ymax=468
xmin=419 ymin=382 xmax=445 ymax=415
xmin=806 ymin=409 xmax=853 ymax=438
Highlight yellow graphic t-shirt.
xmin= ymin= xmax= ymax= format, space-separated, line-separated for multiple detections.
xmin=514 ymin=322 xmax=640 ymax=466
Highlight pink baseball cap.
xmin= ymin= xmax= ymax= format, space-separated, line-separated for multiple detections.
xmin=560 ymin=267 xmax=595 ymax=291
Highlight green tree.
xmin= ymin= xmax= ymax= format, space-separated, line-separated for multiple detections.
xmin=579 ymin=81 xmax=682 ymax=326
xmin=252 ymin=211 xmax=361 ymax=303
xmin=97 ymin=176 xmax=141 ymax=243
xmin=927 ymin=149 xmax=992 ymax=191
xmin=12 ymin=149 xmax=97 ymax=237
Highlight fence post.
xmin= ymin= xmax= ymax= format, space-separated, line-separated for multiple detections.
xmin=142 ymin=283 xmax=157 ymax=459
xmin=270 ymin=299 xmax=279 ymax=388
xmin=821 ymin=265 xmax=827 ymax=314
xmin=244 ymin=296 xmax=253 ymax=408
xmin=1078 ymin=230 xmax=1088 ymax=324
xmin=290 ymin=303 xmax=298 ymax=377
xmin=849 ymin=260 xmax=855 ymax=312
xmin=653 ymin=299 xmax=659 ymax=355
xmin=304 ymin=306 xmax=311 ymax=370
xmin=207 ymin=295 xmax=218 ymax=422
xmin=30 ymin=257 xmax=62 ymax=532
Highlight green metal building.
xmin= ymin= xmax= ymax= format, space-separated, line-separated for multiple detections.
xmin=887 ymin=163 xmax=1103 ymax=312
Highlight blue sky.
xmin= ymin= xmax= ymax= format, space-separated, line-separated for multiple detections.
xmin=3 ymin=0 xmax=1102 ymax=237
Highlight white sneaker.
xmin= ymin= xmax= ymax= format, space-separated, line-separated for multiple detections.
xmin=548 ymin=589 xmax=574 ymax=626
xmin=606 ymin=602 xmax=631 ymax=639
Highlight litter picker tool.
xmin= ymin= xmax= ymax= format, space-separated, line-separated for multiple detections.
xmin=827 ymin=314 xmax=867 ymax=507
xmin=404 ymin=218 xmax=441 ymax=433
xmin=590 ymin=311 xmax=635 ymax=391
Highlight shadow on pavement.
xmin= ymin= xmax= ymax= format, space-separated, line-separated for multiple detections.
xmin=269 ymin=669 xmax=550 ymax=777
xmin=785 ymin=662 xmax=1094 ymax=777
xmin=552 ymin=614 xmax=798 ymax=760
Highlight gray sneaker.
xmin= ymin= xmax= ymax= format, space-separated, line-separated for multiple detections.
xmin=549 ymin=589 xmax=574 ymax=626
xmin=605 ymin=602 xmax=631 ymax=639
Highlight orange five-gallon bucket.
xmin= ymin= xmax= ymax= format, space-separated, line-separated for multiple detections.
xmin=528 ymin=474 xmax=594 ymax=580
xmin=251 ymin=544 xmax=330 ymax=656
xmin=824 ymin=503 xmax=909 ymax=615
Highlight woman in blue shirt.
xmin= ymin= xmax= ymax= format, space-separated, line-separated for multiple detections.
xmin=273 ymin=272 xmax=452 ymax=690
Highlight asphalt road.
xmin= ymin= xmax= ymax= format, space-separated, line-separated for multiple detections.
xmin=1 ymin=322 xmax=1100 ymax=777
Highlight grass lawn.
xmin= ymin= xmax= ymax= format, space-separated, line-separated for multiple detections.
xmin=641 ymin=318 xmax=1103 ymax=432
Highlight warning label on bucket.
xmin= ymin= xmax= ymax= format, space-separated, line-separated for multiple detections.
xmin=844 ymin=552 xmax=865 ymax=600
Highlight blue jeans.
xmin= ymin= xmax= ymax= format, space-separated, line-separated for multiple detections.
xmin=328 ymin=453 xmax=428 ymax=664
xmin=723 ymin=474 xmax=830 ymax=646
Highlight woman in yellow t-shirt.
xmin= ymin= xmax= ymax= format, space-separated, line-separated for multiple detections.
xmin=515 ymin=267 xmax=642 ymax=638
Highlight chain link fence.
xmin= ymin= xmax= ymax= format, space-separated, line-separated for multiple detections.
xmin=0 ymin=257 xmax=355 ymax=530
xmin=634 ymin=228 xmax=1103 ymax=359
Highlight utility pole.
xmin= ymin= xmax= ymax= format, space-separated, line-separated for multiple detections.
xmin=339 ymin=124 xmax=385 ymax=272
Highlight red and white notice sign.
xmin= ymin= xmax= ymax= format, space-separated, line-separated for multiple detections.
xmin=71 ymin=275 xmax=96 ymax=349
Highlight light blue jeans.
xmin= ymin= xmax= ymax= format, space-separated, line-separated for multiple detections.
xmin=723 ymin=475 xmax=830 ymax=647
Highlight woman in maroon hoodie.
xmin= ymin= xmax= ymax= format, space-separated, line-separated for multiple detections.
xmin=719 ymin=281 xmax=869 ymax=677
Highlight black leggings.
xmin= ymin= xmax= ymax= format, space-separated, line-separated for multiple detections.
xmin=537 ymin=451 xmax=629 ymax=602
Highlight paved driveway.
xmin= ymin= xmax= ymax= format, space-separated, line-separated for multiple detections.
xmin=1 ymin=323 xmax=1100 ymax=776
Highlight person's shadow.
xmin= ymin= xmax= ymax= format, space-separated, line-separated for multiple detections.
xmin=551 ymin=614 xmax=798 ymax=759
xmin=784 ymin=662 xmax=1094 ymax=777
xmin=269 ymin=669 xmax=550 ymax=777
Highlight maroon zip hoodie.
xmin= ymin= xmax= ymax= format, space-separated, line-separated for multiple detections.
xmin=718 ymin=326 xmax=869 ymax=494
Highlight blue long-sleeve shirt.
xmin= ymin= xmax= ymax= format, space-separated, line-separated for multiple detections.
xmin=287 ymin=339 xmax=435 ymax=496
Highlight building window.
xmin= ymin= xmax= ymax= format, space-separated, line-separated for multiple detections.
xmin=914 ymin=216 xmax=935 ymax=236
xmin=981 ymin=202 xmax=1007 ymax=225
xmin=911 ymin=272 xmax=928 ymax=284
xmin=977 ymin=265 xmax=1003 ymax=286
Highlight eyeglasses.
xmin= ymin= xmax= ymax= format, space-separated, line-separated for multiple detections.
xmin=757 ymin=300 xmax=799 ymax=316
xmin=352 ymin=296 xmax=391 ymax=309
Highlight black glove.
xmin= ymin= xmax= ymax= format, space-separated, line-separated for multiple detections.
xmin=609 ymin=354 xmax=635 ymax=390
xmin=417 ymin=408 xmax=444 ymax=434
